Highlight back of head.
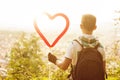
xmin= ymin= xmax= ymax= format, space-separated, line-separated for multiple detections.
xmin=81 ymin=14 xmax=96 ymax=32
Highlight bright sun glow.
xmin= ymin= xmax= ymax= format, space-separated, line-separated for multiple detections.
xmin=0 ymin=0 xmax=120 ymax=32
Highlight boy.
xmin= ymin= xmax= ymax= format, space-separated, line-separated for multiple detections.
xmin=48 ymin=14 xmax=106 ymax=80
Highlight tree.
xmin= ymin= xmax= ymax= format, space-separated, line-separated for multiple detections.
xmin=6 ymin=32 xmax=48 ymax=80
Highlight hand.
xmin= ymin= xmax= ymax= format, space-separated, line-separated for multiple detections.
xmin=48 ymin=53 xmax=57 ymax=64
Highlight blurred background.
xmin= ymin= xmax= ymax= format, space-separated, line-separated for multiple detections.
xmin=0 ymin=0 xmax=120 ymax=80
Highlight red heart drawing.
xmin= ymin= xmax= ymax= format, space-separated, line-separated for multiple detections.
xmin=34 ymin=13 xmax=70 ymax=48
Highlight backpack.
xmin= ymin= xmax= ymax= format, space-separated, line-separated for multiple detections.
xmin=70 ymin=39 xmax=105 ymax=80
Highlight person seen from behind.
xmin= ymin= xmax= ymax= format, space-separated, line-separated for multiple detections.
xmin=48 ymin=14 xmax=107 ymax=80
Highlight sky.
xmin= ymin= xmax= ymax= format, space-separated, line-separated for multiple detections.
xmin=0 ymin=0 xmax=120 ymax=33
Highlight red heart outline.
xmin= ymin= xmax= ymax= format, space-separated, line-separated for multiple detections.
xmin=34 ymin=13 xmax=69 ymax=48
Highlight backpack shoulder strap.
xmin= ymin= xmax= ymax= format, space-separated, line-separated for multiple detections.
xmin=94 ymin=42 xmax=100 ymax=49
xmin=68 ymin=39 xmax=83 ymax=79
xmin=73 ymin=39 xmax=83 ymax=48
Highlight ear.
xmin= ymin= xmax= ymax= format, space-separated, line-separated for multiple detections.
xmin=80 ymin=24 xmax=83 ymax=29
xmin=94 ymin=25 xmax=97 ymax=30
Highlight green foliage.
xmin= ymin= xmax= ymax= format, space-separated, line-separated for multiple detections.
xmin=106 ymin=40 xmax=120 ymax=79
xmin=6 ymin=33 xmax=48 ymax=80
xmin=51 ymin=68 xmax=70 ymax=80
xmin=107 ymin=76 xmax=119 ymax=80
